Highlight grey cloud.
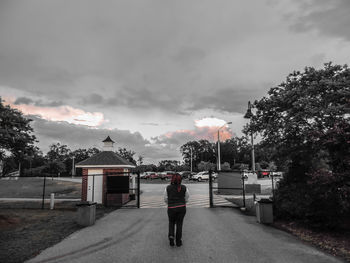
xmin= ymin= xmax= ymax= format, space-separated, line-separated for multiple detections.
xmin=141 ymin=123 xmax=159 ymax=126
xmin=81 ymin=93 xmax=104 ymax=105
xmin=151 ymin=132 xmax=194 ymax=146
xmin=173 ymin=47 xmax=206 ymax=67
xmin=81 ymin=82 xmax=266 ymax=116
xmin=289 ymin=0 xmax=350 ymax=41
xmin=14 ymin=97 xmax=33 ymax=105
xmin=29 ymin=115 xmax=182 ymax=163
xmin=187 ymin=86 xmax=267 ymax=114
xmin=39 ymin=100 xmax=64 ymax=107
xmin=13 ymin=96 xmax=63 ymax=107
xmin=106 ymin=87 xmax=187 ymax=114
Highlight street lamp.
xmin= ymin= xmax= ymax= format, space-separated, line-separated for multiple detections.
xmin=190 ymin=147 xmax=193 ymax=173
xmin=217 ymin=121 xmax=232 ymax=171
xmin=244 ymin=101 xmax=255 ymax=172
xmin=72 ymin=156 xmax=76 ymax=178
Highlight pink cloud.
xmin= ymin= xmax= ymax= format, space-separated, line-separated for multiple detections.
xmin=4 ymin=97 xmax=105 ymax=127
xmin=158 ymin=117 xmax=234 ymax=144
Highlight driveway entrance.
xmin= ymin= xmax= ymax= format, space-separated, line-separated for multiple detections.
xmin=140 ymin=182 xmax=236 ymax=208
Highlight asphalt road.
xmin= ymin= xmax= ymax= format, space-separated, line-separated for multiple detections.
xmin=140 ymin=182 xmax=236 ymax=208
xmin=28 ymin=207 xmax=340 ymax=263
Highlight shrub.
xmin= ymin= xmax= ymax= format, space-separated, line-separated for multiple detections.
xmin=275 ymin=169 xmax=350 ymax=228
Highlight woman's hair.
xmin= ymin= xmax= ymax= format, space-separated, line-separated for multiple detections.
xmin=171 ymin=173 xmax=182 ymax=192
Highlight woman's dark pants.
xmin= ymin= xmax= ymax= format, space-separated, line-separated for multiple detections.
xmin=167 ymin=206 xmax=186 ymax=243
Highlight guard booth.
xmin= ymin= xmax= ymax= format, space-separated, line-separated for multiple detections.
xmin=76 ymin=136 xmax=136 ymax=206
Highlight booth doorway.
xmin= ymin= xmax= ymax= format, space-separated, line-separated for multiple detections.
xmin=87 ymin=169 xmax=103 ymax=203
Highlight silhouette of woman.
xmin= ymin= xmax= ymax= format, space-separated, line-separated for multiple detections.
xmin=164 ymin=173 xmax=190 ymax=247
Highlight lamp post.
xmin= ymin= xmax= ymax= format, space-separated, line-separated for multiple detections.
xmin=217 ymin=121 xmax=232 ymax=171
xmin=244 ymin=101 xmax=255 ymax=172
xmin=72 ymin=156 xmax=75 ymax=178
xmin=190 ymin=147 xmax=193 ymax=173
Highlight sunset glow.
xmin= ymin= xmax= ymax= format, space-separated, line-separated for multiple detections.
xmin=4 ymin=98 xmax=105 ymax=127
xmin=195 ymin=117 xmax=227 ymax=128
xmin=161 ymin=118 xmax=233 ymax=142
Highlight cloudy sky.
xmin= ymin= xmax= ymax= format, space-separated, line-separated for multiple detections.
xmin=1 ymin=0 xmax=350 ymax=163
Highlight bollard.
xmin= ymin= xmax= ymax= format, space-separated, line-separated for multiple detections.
xmin=50 ymin=193 xmax=55 ymax=210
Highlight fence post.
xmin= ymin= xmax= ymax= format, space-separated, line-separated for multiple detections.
xmin=209 ymin=170 xmax=213 ymax=208
xmin=41 ymin=175 xmax=46 ymax=209
xmin=137 ymin=172 xmax=140 ymax=208
xmin=271 ymin=172 xmax=275 ymax=199
xmin=92 ymin=174 xmax=95 ymax=202
xmin=241 ymin=172 xmax=246 ymax=208
xmin=50 ymin=193 xmax=55 ymax=210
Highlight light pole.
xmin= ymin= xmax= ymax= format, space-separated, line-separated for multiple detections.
xmin=244 ymin=101 xmax=255 ymax=172
xmin=217 ymin=121 xmax=232 ymax=171
xmin=190 ymin=147 xmax=193 ymax=173
xmin=72 ymin=156 xmax=75 ymax=178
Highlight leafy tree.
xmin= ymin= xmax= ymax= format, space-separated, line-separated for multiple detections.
xmin=245 ymin=63 xmax=350 ymax=227
xmin=158 ymin=160 xmax=180 ymax=171
xmin=117 ymin=147 xmax=136 ymax=165
xmin=180 ymin=141 xmax=201 ymax=169
xmin=71 ymin=147 xmax=100 ymax=163
xmin=44 ymin=143 xmax=71 ymax=175
xmin=0 ymin=98 xmax=37 ymax=174
xmin=46 ymin=143 xmax=71 ymax=162
xmin=43 ymin=160 xmax=65 ymax=176
xmin=197 ymin=161 xmax=216 ymax=171
xmin=137 ymin=155 xmax=144 ymax=166
xmin=246 ymin=63 xmax=350 ymax=176
xmin=181 ymin=140 xmax=216 ymax=170
xmin=221 ymin=137 xmax=250 ymax=166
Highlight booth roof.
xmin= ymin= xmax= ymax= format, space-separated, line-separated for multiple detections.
xmin=76 ymin=151 xmax=136 ymax=167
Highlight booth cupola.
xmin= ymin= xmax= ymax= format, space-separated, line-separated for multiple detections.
xmin=102 ymin=136 xmax=115 ymax=151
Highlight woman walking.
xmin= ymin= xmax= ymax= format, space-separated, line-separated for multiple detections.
xmin=164 ymin=173 xmax=190 ymax=247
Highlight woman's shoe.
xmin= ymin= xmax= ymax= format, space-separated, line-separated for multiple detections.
xmin=169 ymin=237 xmax=175 ymax=247
xmin=176 ymin=240 xmax=182 ymax=247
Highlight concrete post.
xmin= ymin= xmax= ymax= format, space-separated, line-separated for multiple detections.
xmin=50 ymin=193 xmax=55 ymax=210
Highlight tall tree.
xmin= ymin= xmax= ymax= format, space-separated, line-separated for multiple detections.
xmin=158 ymin=160 xmax=180 ymax=171
xmin=46 ymin=143 xmax=71 ymax=162
xmin=220 ymin=137 xmax=250 ymax=166
xmin=117 ymin=147 xmax=136 ymax=165
xmin=0 ymin=98 xmax=36 ymax=174
xmin=245 ymin=63 xmax=350 ymax=176
xmin=180 ymin=140 xmax=215 ymax=169
xmin=244 ymin=63 xmax=350 ymax=226
xmin=71 ymin=147 xmax=100 ymax=163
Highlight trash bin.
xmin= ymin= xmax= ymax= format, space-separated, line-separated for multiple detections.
xmin=255 ymin=198 xmax=273 ymax=224
xmin=76 ymin=201 xmax=97 ymax=226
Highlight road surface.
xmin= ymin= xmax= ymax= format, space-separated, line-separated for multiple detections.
xmin=28 ymin=208 xmax=340 ymax=263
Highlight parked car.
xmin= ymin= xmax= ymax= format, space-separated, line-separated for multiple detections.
xmin=257 ymin=170 xmax=270 ymax=179
xmin=140 ymin=172 xmax=150 ymax=179
xmin=179 ymin=171 xmax=192 ymax=179
xmin=144 ymin=172 xmax=159 ymax=180
xmin=160 ymin=171 xmax=177 ymax=180
xmin=271 ymin=171 xmax=283 ymax=177
xmin=192 ymin=171 xmax=209 ymax=181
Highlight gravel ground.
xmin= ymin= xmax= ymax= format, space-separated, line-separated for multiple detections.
xmin=0 ymin=202 xmax=117 ymax=263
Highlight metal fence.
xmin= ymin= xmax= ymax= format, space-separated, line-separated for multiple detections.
xmin=0 ymin=172 xmax=141 ymax=210
xmin=209 ymin=170 xmax=282 ymax=210
xmin=0 ymin=175 xmax=82 ymax=209
xmin=209 ymin=170 xmax=245 ymax=208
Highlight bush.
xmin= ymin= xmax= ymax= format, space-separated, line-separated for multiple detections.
xmin=275 ymin=169 xmax=350 ymax=228
xmin=221 ymin=162 xmax=231 ymax=171
xmin=22 ymin=165 xmax=46 ymax=177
